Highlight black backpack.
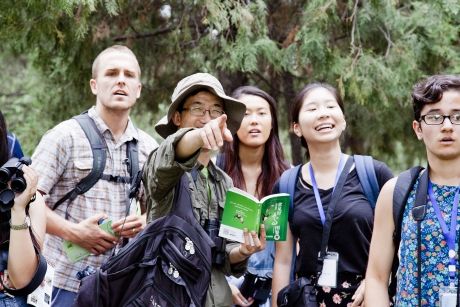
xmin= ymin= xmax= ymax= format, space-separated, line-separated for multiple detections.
xmin=74 ymin=174 xmax=214 ymax=307
xmin=52 ymin=113 xmax=141 ymax=213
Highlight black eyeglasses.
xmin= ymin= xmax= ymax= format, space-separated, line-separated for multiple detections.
xmin=182 ymin=106 xmax=225 ymax=118
xmin=419 ymin=113 xmax=460 ymax=125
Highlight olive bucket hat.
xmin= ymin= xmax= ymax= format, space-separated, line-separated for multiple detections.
xmin=155 ymin=73 xmax=246 ymax=139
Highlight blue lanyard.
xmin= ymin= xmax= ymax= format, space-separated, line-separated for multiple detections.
xmin=428 ymin=181 xmax=459 ymax=283
xmin=309 ymin=154 xmax=345 ymax=225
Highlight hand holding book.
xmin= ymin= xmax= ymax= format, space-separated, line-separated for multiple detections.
xmin=219 ymin=188 xmax=290 ymax=243
xmin=239 ymin=224 xmax=266 ymax=257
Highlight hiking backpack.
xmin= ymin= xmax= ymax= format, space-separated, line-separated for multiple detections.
xmin=74 ymin=174 xmax=214 ymax=307
xmin=278 ymin=155 xmax=382 ymax=280
xmin=52 ymin=113 xmax=141 ymax=212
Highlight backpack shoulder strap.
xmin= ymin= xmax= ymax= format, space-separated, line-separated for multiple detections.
xmin=215 ymin=153 xmax=224 ymax=169
xmin=52 ymin=113 xmax=108 ymax=210
xmin=7 ymin=132 xmax=15 ymax=157
xmin=388 ymin=165 xmax=424 ymax=298
xmin=354 ymin=154 xmax=379 ymax=209
xmin=279 ymin=165 xmax=302 ymax=282
xmin=279 ymin=165 xmax=302 ymax=224
xmin=392 ymin=166 xmax=424 ymax=245
xmin=126 ymin=138 xmax=141 ymax=199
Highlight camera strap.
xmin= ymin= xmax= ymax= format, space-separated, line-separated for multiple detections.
xmin=0 ymin=243 xmax=47 ymax=297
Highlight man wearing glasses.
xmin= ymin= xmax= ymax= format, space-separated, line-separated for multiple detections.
xmin=143 ymin=73 xmax=266 ymax=306
xmin=365 ymin=75 xmax=460 ymax=306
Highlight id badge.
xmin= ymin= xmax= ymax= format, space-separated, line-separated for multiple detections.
xmin=317 ymin=252 xmax=339 ymax=288
xmin=439 ymin=284 xmax=457 ymax=307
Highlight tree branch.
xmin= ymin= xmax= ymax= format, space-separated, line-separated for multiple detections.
xmin=378 ymin=25 xmax=393 ymax=58
xmin=113 ymin=26 xmax=175 ymax=42
xmin=0 ymin=91 xmax=24 ymax=98
xmin=350 ymin=0 xmax=360 ymax=52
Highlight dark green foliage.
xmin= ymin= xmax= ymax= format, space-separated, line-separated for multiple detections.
xmin=1 ymin=0 xmax=459 ymax=170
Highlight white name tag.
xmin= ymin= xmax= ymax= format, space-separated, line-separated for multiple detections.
xmin=317 ymin=252 xmax=339 ymax=288
xmin=440 ymin=285 xmax=457 ymax=307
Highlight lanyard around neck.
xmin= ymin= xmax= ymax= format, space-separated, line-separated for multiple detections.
xmin=309 ymin=154 xmax=345 ymax=225
xmin=428 ymin=181 xmax=459 ymax=283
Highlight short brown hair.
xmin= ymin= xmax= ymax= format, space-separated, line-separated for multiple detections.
xmin=412 ymin=75 xmax=460 ymax=120
xmin=91 ymin=45 xmax=141 ymax=78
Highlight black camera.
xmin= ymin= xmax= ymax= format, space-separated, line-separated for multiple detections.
xmin=204 ymin=219 xmax=226 ymax=267
xmin=0 ymin=157 xmax=32 ymax=212
xmin=239 ymin=272 xmax=272 ymax=306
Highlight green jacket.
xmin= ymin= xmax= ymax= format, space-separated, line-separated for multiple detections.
xmin=143 ymin=128 xmax=247 ymax=307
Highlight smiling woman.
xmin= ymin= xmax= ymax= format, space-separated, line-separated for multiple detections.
xmin=271 ymin=82 xmax=393 ymax=307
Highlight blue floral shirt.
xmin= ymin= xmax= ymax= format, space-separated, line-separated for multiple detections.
xmin=397 ymin=176 xmax=460 ymax=306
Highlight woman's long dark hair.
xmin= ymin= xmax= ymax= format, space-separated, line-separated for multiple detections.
xmin=221 ymin=86 xmax=289 ymax=198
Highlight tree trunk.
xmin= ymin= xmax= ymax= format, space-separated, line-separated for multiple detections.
xmin=281 ymin=72 xmax=302 ymax=165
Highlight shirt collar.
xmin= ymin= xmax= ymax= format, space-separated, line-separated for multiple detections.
xmin=87 ymin=106 xmax=139 ymax=143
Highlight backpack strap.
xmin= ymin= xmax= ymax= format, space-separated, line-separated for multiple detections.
xmin=215 ymin=153 xmax=224 ymax=169
xmin=279 ymin=165 xmax=302 ymax=224
xmin=388 ymin=166 xmax=424 ymax=299
xmin=52 ymin=113 xmax=108 ymax=210
xmin=53 ymin=113 xmax=141 ymax=212
xmin=278 ymin=165 xmax=302 ymax=282
xmin=411 ymin=168 xmax=428 ymax=307
xmin=126 ymin=139 xmax=141 ymax=200
xmin=7 ymin=133 xmax=16 ymax=157
xmin=354 ymin=155 xmax=379 ymax=209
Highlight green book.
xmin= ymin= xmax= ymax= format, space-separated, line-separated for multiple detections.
xmin=62 ymin=219 xmax=116 ymax=263
xmin=218 ymin=187 xmax=290 ymax=243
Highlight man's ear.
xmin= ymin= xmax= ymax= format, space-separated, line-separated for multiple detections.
xmin=90 ymin=79 xmax=97 ymax=95
xmin=413 ymin=120 xmax=423 ymax=140
xmin=136 ymin=83 xmax=142 ymax=99
xmin=172 ymin=111 xmax=181 ymax=127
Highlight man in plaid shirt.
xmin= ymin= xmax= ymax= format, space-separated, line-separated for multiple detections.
xmin=31 ymin=45 xmax=158 ymax=306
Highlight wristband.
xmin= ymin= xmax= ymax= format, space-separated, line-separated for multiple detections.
xmin=10 ymin=216 xmax=31 ymax=230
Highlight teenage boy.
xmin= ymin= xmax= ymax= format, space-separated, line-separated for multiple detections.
xmin=366 ymin=75 xmax=460 ymax=306
xmin=143 ymin=72 xmax=266 ymax=306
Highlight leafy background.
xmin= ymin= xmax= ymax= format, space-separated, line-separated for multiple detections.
xmin=1 ymin=0 xmax=459 ymax=172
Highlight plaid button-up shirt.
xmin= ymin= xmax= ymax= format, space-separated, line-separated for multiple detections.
xmin=32 ymin=107 xmax=158 ymax=292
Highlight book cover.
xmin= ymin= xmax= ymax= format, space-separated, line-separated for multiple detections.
xmin=218 ymin=188 xmax=289 ymax=243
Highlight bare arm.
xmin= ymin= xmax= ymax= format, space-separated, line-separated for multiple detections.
xmin=364 ymin=178 xmax=397 ymax=306
xmin=8 ymin=166 xmax=46 ymax=288
xmin=272 ymin=226 xmax=295 ymax=307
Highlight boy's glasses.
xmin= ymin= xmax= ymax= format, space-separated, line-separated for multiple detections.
xmin=419 ymin=113 xmax=460 ymax=125
xmin=182 ymin=106 xmax=225 ymax=118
